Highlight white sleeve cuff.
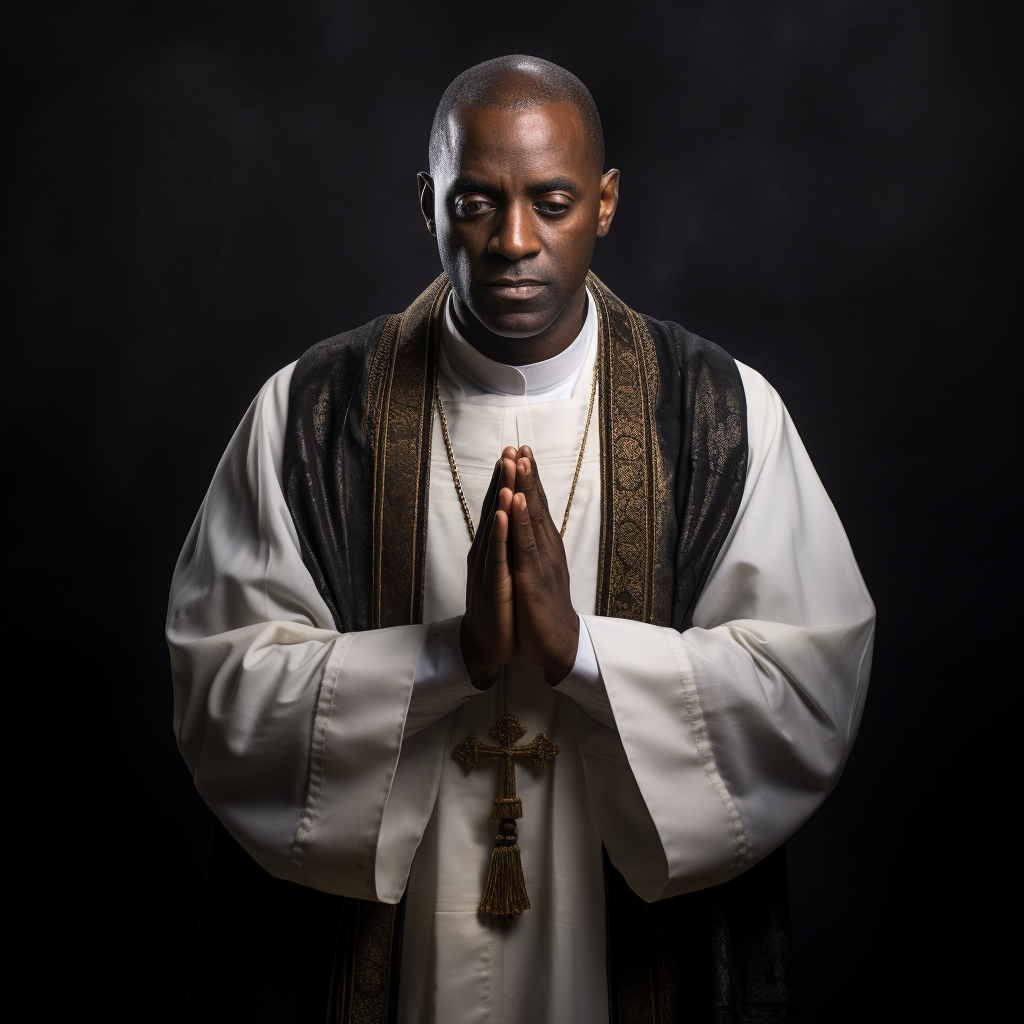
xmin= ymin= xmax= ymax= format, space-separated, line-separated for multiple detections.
xmin=405 ymin=615 xmax=478 ymax=738
xmin=553 ymin=615 xmax=616 ymax=729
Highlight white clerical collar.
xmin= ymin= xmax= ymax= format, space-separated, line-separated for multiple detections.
xmin=441 ymin=287 xmax=597 ymax=397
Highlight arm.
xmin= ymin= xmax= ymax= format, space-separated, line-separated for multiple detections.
xmin=167 ymin=365 xmax=474 ymax=903
xmin=512 ymin=365 xmax=875 ymax=901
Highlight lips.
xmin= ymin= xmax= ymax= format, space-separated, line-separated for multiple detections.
xmin=483 ymin=279 xmax=547 ymax=300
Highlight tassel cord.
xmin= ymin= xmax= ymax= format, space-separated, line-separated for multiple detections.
xmin=479 ymin=818 xmax=530 ymax=925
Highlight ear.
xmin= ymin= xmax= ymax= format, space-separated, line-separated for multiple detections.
xmin=596 ymin=169 xmax=620 ymax=238
xmin=417 ymin=172 xmax=436 ymax=237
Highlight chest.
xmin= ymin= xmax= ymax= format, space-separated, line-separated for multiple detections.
xmin=422 ymin=396 xmax=602 ymax=623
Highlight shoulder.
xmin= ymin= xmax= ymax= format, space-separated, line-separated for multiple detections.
xmin=243 ymin=315 xmax=391 ymax=480
xmin=731 ymin=361 xmax=814 ymax=494
xmin=734 ymin=361 xmax=784 ymax=451
xmin=640 ymin=316 xmax=747 ymax=447
xmin=641 ymin=313 xmax=784 ymax=428
xmin=638 ymin=311 xmax=794 ymax=469
xmin=640 ymin=315 xmax=739 ymax=384
xmin=252 ymin=361 xmax=298 ymax=455
xmin=288 ymin=315 xmax=393 ymax=403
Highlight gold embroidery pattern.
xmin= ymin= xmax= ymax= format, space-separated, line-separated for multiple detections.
xmin=589 ymin=271 xmax=662 ymax=623
xmin=369 ymin=275 xmax=449 ymax=628
xmin=327 ymin=896 xmax=402 ymax=1024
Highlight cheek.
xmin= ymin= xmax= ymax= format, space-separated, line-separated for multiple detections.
xmin=544 ymin=220 xmax=598 ymax=273
xmin=437 ymin=214 xmax=481 ymax=253
xmin=434 ymin=221 xmax=475 ymax=282
xmin=435 ymin=218 xmax=468 ymax=258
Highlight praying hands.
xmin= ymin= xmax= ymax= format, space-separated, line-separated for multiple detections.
xmin=460 ymin=444 xmax=581 ymax=689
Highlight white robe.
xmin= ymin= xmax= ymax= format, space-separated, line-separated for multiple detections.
xmin=167 ymin=293 xmax=874 ymax=1023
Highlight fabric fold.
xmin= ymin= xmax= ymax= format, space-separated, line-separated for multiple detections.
xmin=580 ymin=616 xmax=741 ymax=901
xmin=568 ymin=362 xmax=874 ymax=904
xmin=294 ymin=621 xmax=430 ymax=899
xmin=167 ymin=363 xmax=447 ymax=902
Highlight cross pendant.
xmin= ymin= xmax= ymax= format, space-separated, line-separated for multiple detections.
xmin=452 ymin=713 xmax=559 ymax=820
xmin=452 ymin=713 xmax=559 ymax=923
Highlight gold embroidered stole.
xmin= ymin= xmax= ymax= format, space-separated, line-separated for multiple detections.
xmin=367 ymin=270 xmax=665 ymax=630
xmin=589 ymin=270 xmax=665 ymax=623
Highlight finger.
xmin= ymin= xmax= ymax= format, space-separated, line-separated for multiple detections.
xmin=498 ymin=485 xmax=516 ymax=571
xmin=511 ymin=491 xmax=540 ymax=566
xmin=516 ymin=447 xmax=550 ymax=513
xmin=470 ymin=459 xmax=503 ymax=557
xmin=501 ymin=453 xmax=517 ymax=494
xmin=502 ymin=447 xmax=518 ymax=491
xmin=497 ymin=485 xmax=513 ymax=519
xmin=480 ymin=459 xmax=502 ymax=520
xmin=518 ymin=446 xmax=547 ymax=502
xmin=487 ymin=508 xmax=510 ymax=574
xmin=516 ymin=457 xmax=553 ymax=533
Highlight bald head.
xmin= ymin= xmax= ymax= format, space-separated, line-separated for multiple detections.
xmin=429 ymin=55 xmax=604 ymax=174
xmin=417 ymin=55 xmax=619 ymax=361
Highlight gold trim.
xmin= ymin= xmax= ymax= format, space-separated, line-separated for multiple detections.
xmin=372 ymin=272 xmax=661 ymax=627
xmin=369 ymin=275 xmax=449 ymax=628
xmin=367 ymin=313 xmax=402 ymax=629
xmin=588 ymin=271 xmax=661 ymax=623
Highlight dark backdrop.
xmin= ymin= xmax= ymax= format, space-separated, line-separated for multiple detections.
xmin=5 ymin=2 xmax=1009 ymax=1021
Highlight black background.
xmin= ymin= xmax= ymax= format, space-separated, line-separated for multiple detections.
xmin=5 ymin=2 xmax=1010 ymax=1020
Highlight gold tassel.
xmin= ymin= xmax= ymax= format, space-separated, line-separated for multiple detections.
xmin=491 ymin=797 xmax=522 ymax=820
xmin=480 ymin=818 xmax=530 ymax=924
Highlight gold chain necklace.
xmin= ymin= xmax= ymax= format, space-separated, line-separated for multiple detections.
xmin=434 ymin=358 xmax=599 ymax=542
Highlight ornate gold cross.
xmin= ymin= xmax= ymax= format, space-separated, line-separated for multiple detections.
xmin=452 ymin=713 xmax=558 ymax=922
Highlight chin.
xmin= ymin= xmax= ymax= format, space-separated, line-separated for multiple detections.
xmin=468 ymin=297 xmax=557 ymax=339
xmin=474 ymin=313 xmax=553 ymax=339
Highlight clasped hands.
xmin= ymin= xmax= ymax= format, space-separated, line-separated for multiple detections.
xmin=460 ymin=445 xmax=580 ymax=690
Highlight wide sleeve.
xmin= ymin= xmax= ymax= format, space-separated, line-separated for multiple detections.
xmin=567 ymin=362 xmax=875 ymax=902
xmin=166 ymin=364 xmax=468 ymax=903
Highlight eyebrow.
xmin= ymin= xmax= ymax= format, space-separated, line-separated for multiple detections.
xmin=449 ymin=175 xmax=583 ymax=198
xmin=528 ymin=176 xmax=582 ymax=196
xmin=450 ymin=177 xmax=494 ymax=196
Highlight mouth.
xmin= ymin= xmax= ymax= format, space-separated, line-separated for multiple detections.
xmin=483 ymin=279 xmax=548 ymax=300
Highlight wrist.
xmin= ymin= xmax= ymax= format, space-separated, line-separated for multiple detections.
xmin=460 ymin=620 xmax=499 ymax=690
xmin=543 ymin=614 xmax=580 ymax=686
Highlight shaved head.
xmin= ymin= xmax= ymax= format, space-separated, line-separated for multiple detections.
xmin=418 ymin=55 xmax=618 ymax=362
xmin=429 ymin=55 xmax=604 ymax=174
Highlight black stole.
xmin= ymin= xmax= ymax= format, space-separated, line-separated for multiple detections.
xmin=186 ymin=274 xmax=797 ymax=1023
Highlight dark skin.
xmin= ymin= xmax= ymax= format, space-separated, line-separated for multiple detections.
xmin=420 ymin=99 xmax=618 ymax=361
xmin=418 ymin=98 xmax=619 ymax=688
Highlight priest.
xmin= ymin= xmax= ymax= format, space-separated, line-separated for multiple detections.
xmin=167 ymin=55 xmax=874 ymax=1023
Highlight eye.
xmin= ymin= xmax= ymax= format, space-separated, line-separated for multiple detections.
xmin=534 ymin=195 xmax=572 ymax=216
xmin=454 ymin=195 xmax=495 ymax=217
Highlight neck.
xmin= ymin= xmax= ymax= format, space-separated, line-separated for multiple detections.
xmin=451 ymin=282 xmax=588 ymax=365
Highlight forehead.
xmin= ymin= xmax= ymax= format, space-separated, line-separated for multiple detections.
xmin=441 ymin=100 xmax=591 ymax=183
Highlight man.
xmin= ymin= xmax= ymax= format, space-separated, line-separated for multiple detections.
xmin=168 ymin=55 xmax=874 ymax=1023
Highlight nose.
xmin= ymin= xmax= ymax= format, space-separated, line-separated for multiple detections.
xmin=487 ymin=201 xmax=541 ymax=261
